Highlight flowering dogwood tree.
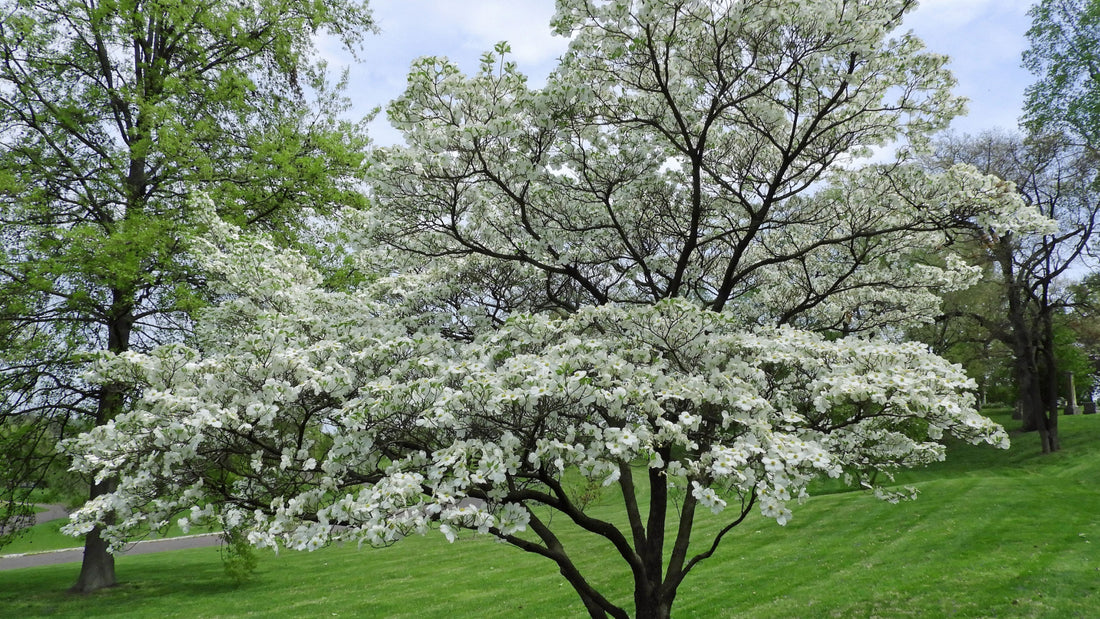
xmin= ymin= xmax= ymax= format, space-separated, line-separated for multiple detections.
xmin=68 ymin=204 xmax=1011 ymax=617
xmin=67 ymin=1 xmax=1052 ymax=617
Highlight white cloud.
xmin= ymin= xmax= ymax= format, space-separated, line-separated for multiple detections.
xmin=904 ymin=0 xmax=1035 ymax=134
xmin=430 ymin=0 xmax=567 ymax=66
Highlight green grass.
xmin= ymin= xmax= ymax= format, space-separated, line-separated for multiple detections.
xmin=2 ymin=410 xmax=1099 ymax=618
xmin=1 ymin=516 xmax=80 ymax=556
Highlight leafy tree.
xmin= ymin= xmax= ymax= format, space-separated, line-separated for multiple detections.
xmin=64 ymin=2 xmax=1049 ymax=617
xmin=922 ymin=130 xmax=1100 ymax=452
xmin=1052 ymin=319 xmax=1096 ymax=402
xmin=0 ymin=0 xmax=372 ymax=593
xmin=908 ymin=276 xmax=1017 ymax=407
xmin=69 ymin=202 xmax=1016 ymax=619
xmin=1023 ymin=0 xmax=1100 ymax=412
xmin=1024 ymin=0 xmax=1100 ymax=152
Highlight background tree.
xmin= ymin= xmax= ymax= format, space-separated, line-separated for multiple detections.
xmin=1066 ymin=272 xmax=1100 ymax=399
xmin=920 ymin=130 xmax=1100 ymax=452
xmin=1022 ymin=0 xmax=1100 ymax=410
xmin=1024 ymin=0 xmax=1100 ymax=153
xmin=0 ymin=0 xmax=373 ymax=592
xmin=66 ymin=2 xmax=1049 ymax=618
xmin=908 ymin=276 xmax=1018 ymax=407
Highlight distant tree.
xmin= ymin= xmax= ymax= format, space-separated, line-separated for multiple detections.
xmin=66 ymin=3 xmax=1049 ymax=618
xmin=1066 ymin=273 xmax=1100 ymax=398
xmin=1052 ymin=318 xmax=1096 ymax=402
xmin=908 ymin=276 xmax=1016 ymax=407
xmin=0 ymin=0 xmax=373 ymax=592
xmin=922 ymin=130 xmax=1100 ymax=452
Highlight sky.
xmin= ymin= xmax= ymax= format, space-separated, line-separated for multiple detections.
xmin=323 ymin=0 xmax=1039 ymax=147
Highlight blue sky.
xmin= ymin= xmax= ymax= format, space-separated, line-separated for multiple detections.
xmin=326 ymin=0 xmax=1038 ymax=146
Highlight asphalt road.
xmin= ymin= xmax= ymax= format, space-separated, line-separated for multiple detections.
xmin=0 ymin=505 xmax=224 ymax=571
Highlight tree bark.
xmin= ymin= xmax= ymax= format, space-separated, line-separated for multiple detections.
xmin=71 ymin=297 xmax=132 ymax=592
xmin=1037 ymin=311 xmax=1060 ymax=452
xmin=635 ymin=600 xmax=673 ymax=619
xmin=69 ymin=478 xmax=117 ymax=594
xmin=1001 ymin=250 xmax=1059 ymax=452
xmin=1016 ymin=355 xmax=1042 ymax=434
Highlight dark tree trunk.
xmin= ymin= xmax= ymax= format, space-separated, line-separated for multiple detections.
xmin=69 ymin=478 xmax=117 ymax=594
xmin=1037 ymin=312 xmax=1060 ymax=453
xmin=72 ymin=297 xmax=132 ymax=592
xmin=1011 ymin=307 xmax=1061 ymax=453
xmin=628 ymin=459 xmax=679 ymax=619
xmin=634 ymin=593 xmax=673 ymax=619
xmin=1003 ymin=255 xmax=1053 ymax=451
xmin=1010 ymin=326 xmax=1044 ymax=437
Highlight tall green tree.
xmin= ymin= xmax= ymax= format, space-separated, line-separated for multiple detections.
xmin=1066 ymin=273 xmax=1100 ymax=399
xmin=1024 ymin=0 xmax=1100 ymax=152
xmin=0 ymin=0 xmax=373 ymax=592
xmin=909 ymin=274 xmax=1017 ymax=407
xmin=1021 ymin=0 xmax=1100 ymax=440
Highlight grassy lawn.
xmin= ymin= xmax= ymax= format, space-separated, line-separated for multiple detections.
xmin=2 ymin=409 xmax=1098 ymax=618
xmin=2 ymin=517 xmax=84 ymax=556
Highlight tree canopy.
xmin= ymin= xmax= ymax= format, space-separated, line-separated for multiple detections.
xmin=920 ymin=130 xmax=1100 ymax=452
xmin=1024 ymin=0 xmax=1100 ymax=151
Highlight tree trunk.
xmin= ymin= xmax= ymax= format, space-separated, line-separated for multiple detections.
xmin=1014 ymin=352 xmax=1043 ymax=434
xmin=1039 ymin=414 xmax=1060 ymax=453
xmin=1037 ymin=313 xmax=1061 ymax=453
xmin=69 ymin=87 xmax=145 ymax=589
xmin=630 ymin=460 xmax=677 ymax=619
xmin=1004 ymin=279 xmax=1047 ymax=444
xmin=69 ymin=478 xmax=117 ymax=594
xmin=634 ymin=593 xmax=673 ymax=619
xmin=72 ymin=298 xmax=132 ymax=592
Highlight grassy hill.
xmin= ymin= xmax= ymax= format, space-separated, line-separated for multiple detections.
xmin=2 ymin=409 xmax=1097 ymax=618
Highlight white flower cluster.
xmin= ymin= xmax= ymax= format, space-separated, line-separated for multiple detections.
xmin=65 ymin=241 xmax=1007 ymax=551
xmin=368 ymin=9 xmax=1052 ymax=329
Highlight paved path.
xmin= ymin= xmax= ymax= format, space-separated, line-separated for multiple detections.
xmin=0 ymin=532 xmax=224 ymax=570
xmin=0 ymin=504 xmax=224 ymax=571
xmin=32 ymin=504 xmax=70 ymax=527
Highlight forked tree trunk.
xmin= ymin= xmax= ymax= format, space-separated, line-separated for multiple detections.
xmin=1017 ymin=356 xmax=1060 ymax=453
